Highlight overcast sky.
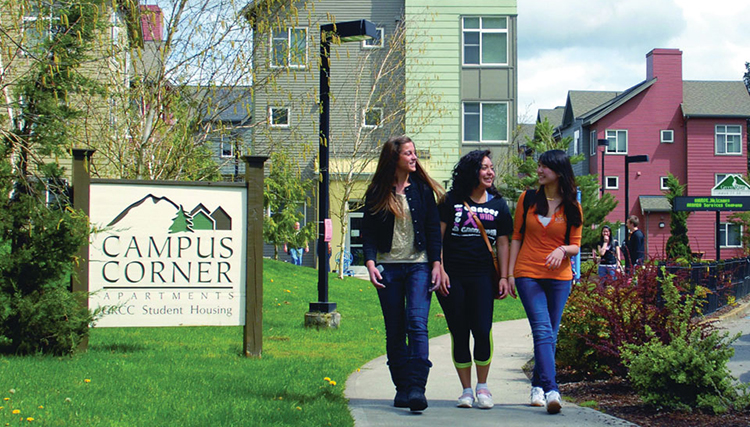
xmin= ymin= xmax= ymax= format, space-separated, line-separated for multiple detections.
xmin=517 ymin=0 xmax=750 ymax=122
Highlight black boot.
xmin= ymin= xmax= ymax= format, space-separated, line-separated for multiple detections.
xmin=407 ymin=362 xmax=430 ymax=412
xmin=389 ymin=365 xmax=409 ymax=408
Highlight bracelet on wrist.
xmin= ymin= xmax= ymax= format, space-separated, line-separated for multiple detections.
xmin=558 ymin=246 xmax=567 ymax=257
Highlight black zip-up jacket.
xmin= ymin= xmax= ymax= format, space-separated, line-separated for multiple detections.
xmin=362 ymin=173 xmax=442 ymax=265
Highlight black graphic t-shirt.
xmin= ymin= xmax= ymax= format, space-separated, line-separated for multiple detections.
xmin=438 ymin=191 xmax=513 ymax=270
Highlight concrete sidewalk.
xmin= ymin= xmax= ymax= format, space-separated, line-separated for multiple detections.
xmin=345 ymin=318 xmax=636 ymax=427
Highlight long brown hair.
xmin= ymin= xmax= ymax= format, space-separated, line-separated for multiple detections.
xmin=365 ymin=135 xmax=444 ymax=216
xmin=535 ymin=150 xmax=582 ymax=227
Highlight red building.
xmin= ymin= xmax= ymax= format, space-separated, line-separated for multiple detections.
xmin=547 ymin=48 xmax=750 ymax=260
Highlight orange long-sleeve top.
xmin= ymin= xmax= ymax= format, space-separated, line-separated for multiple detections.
xmin=511 ymin=191 xmax=583 ymax=281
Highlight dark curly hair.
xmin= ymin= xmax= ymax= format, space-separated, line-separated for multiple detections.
xmin=450 ymin=150 xmax=500 ymax=201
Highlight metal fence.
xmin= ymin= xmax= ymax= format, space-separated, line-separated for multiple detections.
xmin=661 ymin=256 xmax=750 ymax=315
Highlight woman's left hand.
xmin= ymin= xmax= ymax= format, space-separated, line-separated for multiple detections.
xmin=497 ymin=278 xmax=516 ymax=299
xmin=544 ymin=247 xmax=566 ymax=270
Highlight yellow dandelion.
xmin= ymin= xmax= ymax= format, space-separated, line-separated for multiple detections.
xmin=357 ymin=368 xmax=361 ymax=372
xmin=329 ymin=381 xmax=337 ymax=386
xmin=270 ymin=279 xmax=274 ymax=282
xmin=295 ymin=406 xmax=302 ymax=411
xmin=278 ymin=396 xmax=283 ymax=400
xmin=84 ymin=379 xmax=91 ymax=383
xmin=323 ymin=377 xmax=331 ymax=382
xmin=284 ymin=289 xmax=291 ymax=293
xmin=38 ymin=405 xmax=44 ymax=409
xmin=3 ymin=398 xmax=8 ymax=401
xmin=26 ymin=417 xmax=34 ymax=422
xmin=0 ymin=406 xmax=3 ymax=410
xmin=12 ymin=409 xmax=20 ymax=414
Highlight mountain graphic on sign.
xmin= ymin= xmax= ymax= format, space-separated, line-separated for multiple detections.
xmin=715 ymin=175 xmax=750 ymax=191
xmin=108 ymin=194 xmax=232 ymax=232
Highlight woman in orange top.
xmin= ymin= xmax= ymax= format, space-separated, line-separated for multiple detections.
xmin=508 ymin=150 xmax=582 ymax=414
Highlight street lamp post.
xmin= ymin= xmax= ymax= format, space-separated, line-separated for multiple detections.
xmin=597 ymin=139 xmax=609 ymax=197
xmin=311 ymin=19 xmax=377 ymax=315
xmin=624 ymin=154 xmax=649 ymax=225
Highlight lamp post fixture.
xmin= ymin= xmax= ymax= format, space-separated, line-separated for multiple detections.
xmin=311 ymin=19 xmax=377 ymax=315
xmin=597 ymin=139 xmax=609 ymax=197
xmin=624 ymin=154 xmax=649 ymax=226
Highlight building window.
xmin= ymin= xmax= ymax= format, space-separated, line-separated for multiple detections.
xmin=463 ymin=102 xmax=508 ymax=143
xmin=660 ymin=176 xmax=669 ymax=190
xmin=605 ymin=129 xmax=627 ymax=154
xmin=605 ymin=176 xmax=619 ymax=189
xmin=363 ymin=108 xmax=382 ymax=129
xmin=720 ymin=223 xmax=742 ymax=248
xmin=269 ymin=107 xmax=290 ymax=128
xmin=270 ymin=27 xmax=307 ymax=68
xmin=573 ymin=130 xmax=580 ymax=156
xmin=590 ymin=130 xmax=597 ymax=156
xmin=462 ymin=17 xmax=508 ymax=66
xmin=220 ymin=136 xmax=233 ymax=158
xmin=22 ymin=7 xmax=60 ymax=56
xmin=660 ymin=129 xmax=674 ymax=143
xmin=715 ymin=125 xmax=742 ymax=155
xmin=362 ymin=27 xmax=384 ymax=49
xmin=716 ymin=173 xmax=729 ymax=186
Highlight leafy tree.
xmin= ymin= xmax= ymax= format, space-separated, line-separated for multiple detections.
xmin=328 ymin=16 xmax=446 ymax=278
xmin=0 ymin=0 xmax=99 ymax=354
xmin=263 ymin=151 xmax=315 ymax=260
xmin=664 ymin=173 xmax=692 ymax=260
xmin=744 ymin=62 xmax=750 ymax=93
xmin=499 ymin=118 xmax=619 ymax=250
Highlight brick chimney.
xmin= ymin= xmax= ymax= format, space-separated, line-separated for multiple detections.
xmin=140 ymin=5 xmax=163 ymax=42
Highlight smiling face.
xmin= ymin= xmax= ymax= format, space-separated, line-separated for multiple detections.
xmin=537 ymin=161 xmax=559 ymax=186
xmin=396 ymin=141 xmax=417 ymax=174
xmin=477 ymin=156 xmax=495 ymax=190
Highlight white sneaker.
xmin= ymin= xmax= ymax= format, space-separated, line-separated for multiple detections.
xmin=529 ymin=387 xmax=544 ymax=407
xmin=475 ymin=388 xmax=494 ymax=409
xmin=545 ymin=390 xmax=562 ymax=414
xmin=457 ymin=391 xmax=474 ymax=408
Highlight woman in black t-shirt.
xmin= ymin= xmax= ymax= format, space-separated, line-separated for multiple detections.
xmin=594 ymin=225 xmax=621 ymax=282
xmin=435 ymin=150 xmax=514 ymax=410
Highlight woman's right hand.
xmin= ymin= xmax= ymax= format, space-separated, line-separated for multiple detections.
xmin=432 ymin=263 xmax=450 ymax=296
xmin=367 ymin=264 xmax=384 ymax=289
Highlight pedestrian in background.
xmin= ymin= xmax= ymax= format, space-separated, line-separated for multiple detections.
xmin=283 ymin=221 xmax=309 ymax=266
xmin=361 ymin=135 xmax=443 ymax=412
xmin=593 ymin=225 xmax=621 ymax=282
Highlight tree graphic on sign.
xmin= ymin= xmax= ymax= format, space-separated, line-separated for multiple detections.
xmin=169 ymin=205 xmax=194 ymax=233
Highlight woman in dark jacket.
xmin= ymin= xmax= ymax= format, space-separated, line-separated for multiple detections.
xmin=362 ymin=135 xmax=443 ymax=412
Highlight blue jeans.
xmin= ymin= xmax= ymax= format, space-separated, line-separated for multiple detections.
xmin=598 ymin=264 xmax=617 ymax=282
xmin=377 ymin=263 xmax=432 ymax=391
xmin=289 ymin=248 xmax=303 ymax=265
xmin=515 ymin=277 xmax=572 ymax=393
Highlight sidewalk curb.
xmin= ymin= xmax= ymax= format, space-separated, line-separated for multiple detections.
xmin=709 ymin=299 xmax=750 ymax=323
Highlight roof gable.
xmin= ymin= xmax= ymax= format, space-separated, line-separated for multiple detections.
xmin=682 ymin=81 xmax=750 ymax=118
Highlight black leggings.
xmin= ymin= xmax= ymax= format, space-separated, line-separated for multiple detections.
xmin=437 ymin=267 xmax=495 ymax=367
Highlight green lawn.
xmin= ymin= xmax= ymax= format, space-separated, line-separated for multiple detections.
xmin=0 ymin=259 xmax=526 ymax=426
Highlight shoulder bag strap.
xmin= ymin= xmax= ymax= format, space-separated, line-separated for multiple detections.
xmin=463 ymin=201 xmax=500 ymax=275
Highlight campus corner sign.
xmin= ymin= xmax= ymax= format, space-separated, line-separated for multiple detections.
xmin=88 ymin=181 xmax=247 ymax=327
